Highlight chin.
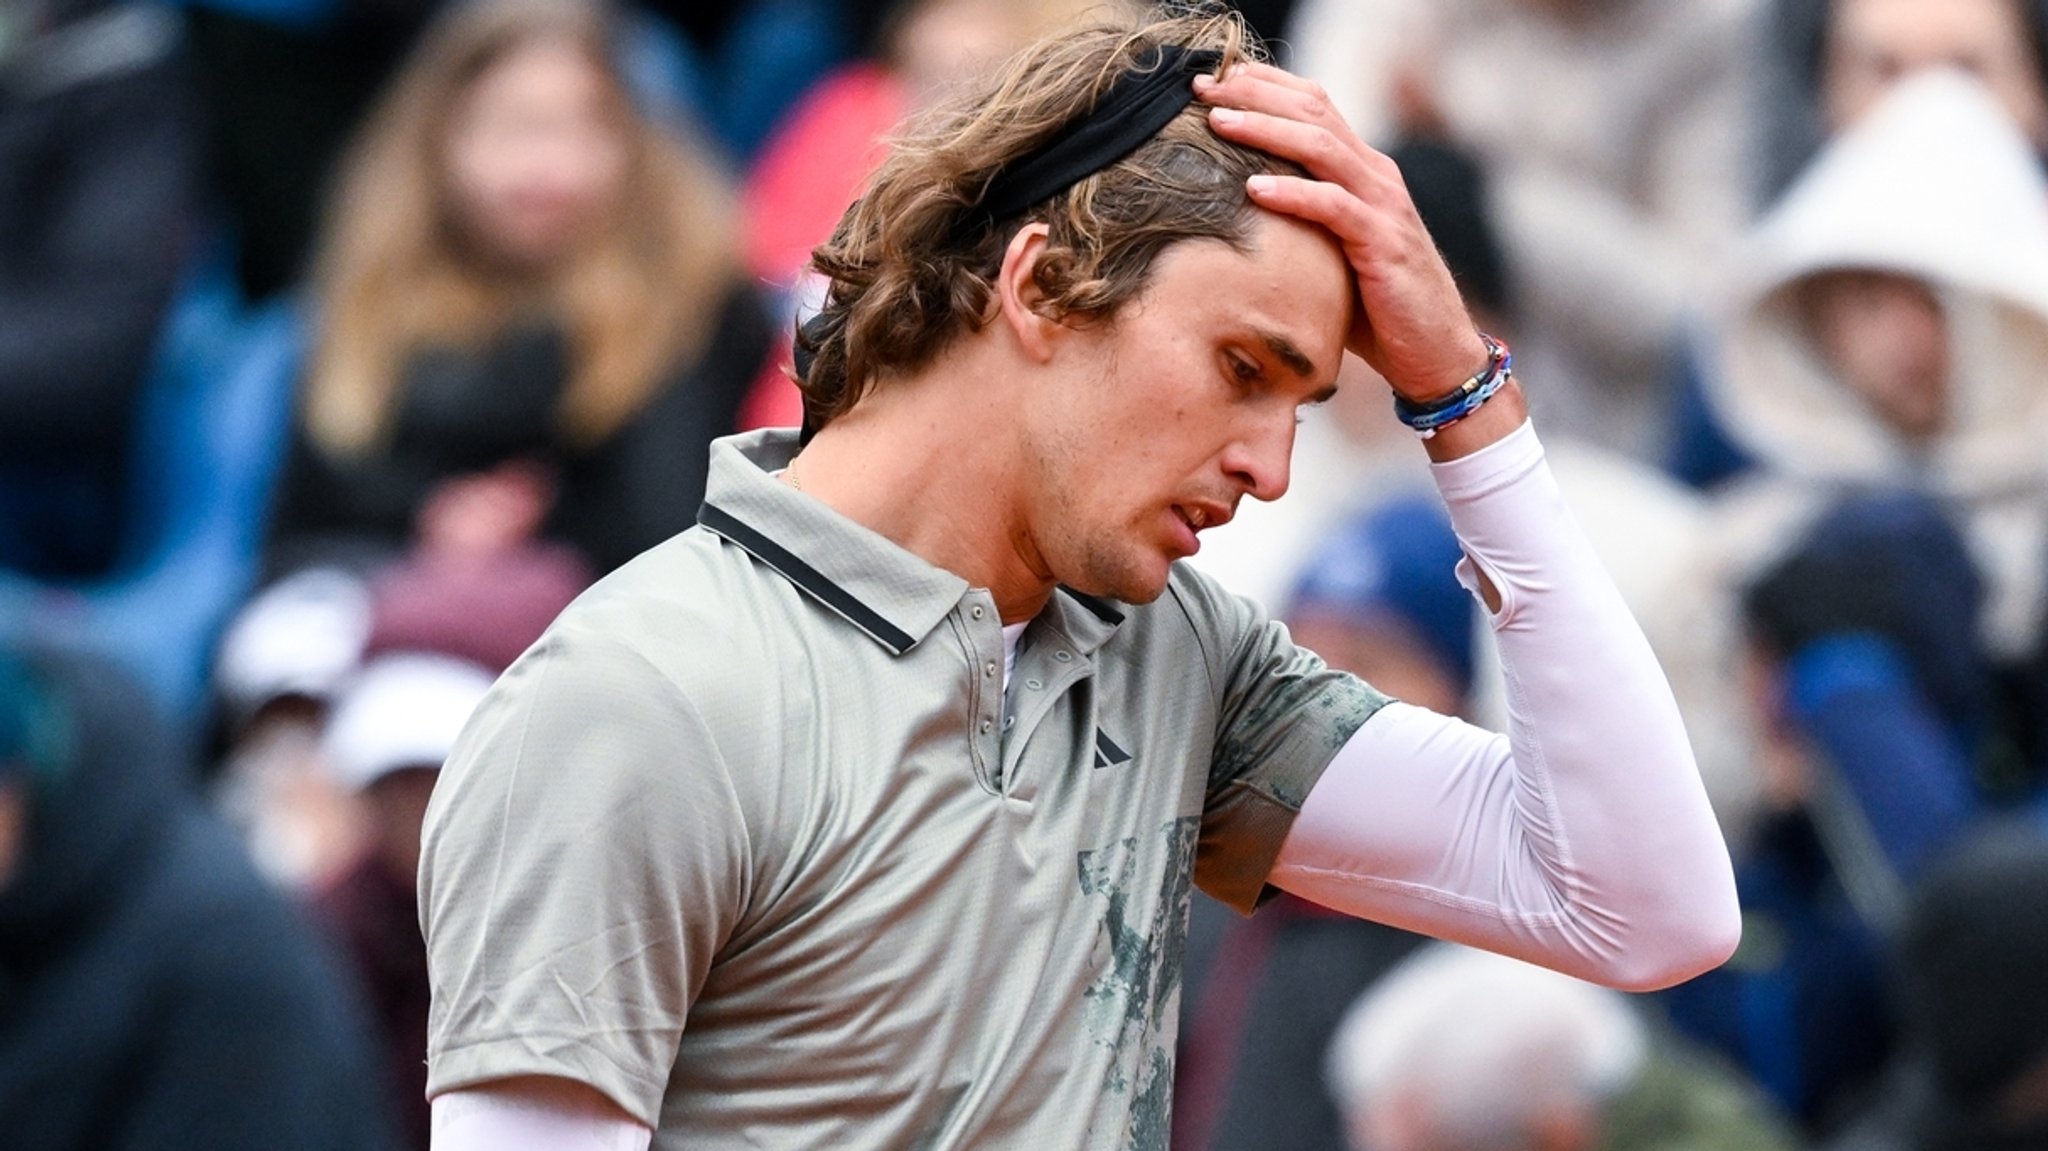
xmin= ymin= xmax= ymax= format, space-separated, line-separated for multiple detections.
xmin=1065 ymin=550 xmax=1175 ymax=606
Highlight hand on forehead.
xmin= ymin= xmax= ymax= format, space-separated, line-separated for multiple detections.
xmin=1193 ymin=61 xmax=1489 ymax=403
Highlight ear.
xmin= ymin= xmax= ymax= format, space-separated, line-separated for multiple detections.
xmin=995 ymin=222 xmax=1061 ymax=363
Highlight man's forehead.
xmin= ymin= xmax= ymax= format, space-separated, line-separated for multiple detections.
xmin=1179 ymin=215 xmax=1352 ymax=376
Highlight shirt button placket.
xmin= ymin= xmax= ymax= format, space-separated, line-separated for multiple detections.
xmin=963 ymin=595 xmax=1003 ymax=792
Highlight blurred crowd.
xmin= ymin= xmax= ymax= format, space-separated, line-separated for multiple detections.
xmin=4 ymin=0 xmax=2048 ymax=1148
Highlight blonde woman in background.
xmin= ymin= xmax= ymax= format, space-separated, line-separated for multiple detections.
xmin=272 ymin=0 xmax=774 ymax=582
xmin=212 ymin=0 xmax=772 ymax=901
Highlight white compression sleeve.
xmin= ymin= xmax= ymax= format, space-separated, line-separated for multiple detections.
xmin=1271 ymin=421 xmax=1739 ymax=991
xmin=431 ymin=1085 xmax=653 ymax=1151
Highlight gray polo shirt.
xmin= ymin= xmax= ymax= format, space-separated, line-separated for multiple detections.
xmin=419 ymin=429 xmax=1389 ymax=1149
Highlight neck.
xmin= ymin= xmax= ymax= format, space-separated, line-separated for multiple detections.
xmin=787 ymin=343 xmax=1055 ymax=623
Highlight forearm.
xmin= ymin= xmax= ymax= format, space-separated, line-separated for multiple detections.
xmin=1272 ymin=418 xmax=1739 ymax=990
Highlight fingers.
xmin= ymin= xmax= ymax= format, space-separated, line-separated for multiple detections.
xmin=1195 ymin=61 xmax=1403 ymax=200
xmin=1196 ymin=59 xmax=1325 ymax=102
xmin=1194 ymin=61 xmax=1350 ymax=143
xmin=1207 ymin=105 xmax=1380 ymax=191
xmin=1209 ymin=103 xmax=1412 ymax=256
xmin=1196 ymin=62 xmax=1485 ymax=398
xmin=1244 ymin=175 xmax=1484 ymax=397
xmin=1243 ymin=173 xmax=1374 ymax=242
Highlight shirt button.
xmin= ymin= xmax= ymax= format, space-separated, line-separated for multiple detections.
xmin=971 ymin=605 xmax=985 ymax=620
xmin=980 ymin=718 xmax=993 ymax=734
xmin=1054 ymin=650 xmax=1072 ymax=662
xmin=985 ymin=661 xmax=997 ymax=678
xmin=1025 ymin=678 xmax=1043 ymax=690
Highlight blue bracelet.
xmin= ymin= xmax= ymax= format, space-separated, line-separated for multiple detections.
xmin=1393 ymin=334 xmax=1513 ymax=437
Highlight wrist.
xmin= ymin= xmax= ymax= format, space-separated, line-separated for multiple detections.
xmin=1394 ymin=331 xmax=1494 ymax=406
xmin=1397 ymin=332 xmax=1514 ymax=442
xmin=1420 ymin=376 xmax=1527 ymax=462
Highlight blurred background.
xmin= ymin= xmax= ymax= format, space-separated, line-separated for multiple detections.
xmin=4 ymin=0 xmax=2048 ymax=1148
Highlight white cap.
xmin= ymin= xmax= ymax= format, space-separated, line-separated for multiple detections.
xmin=215 ymin=567 xmax=373 ymax=717
xmin=321 ymin=652 xmax=495 ymax=791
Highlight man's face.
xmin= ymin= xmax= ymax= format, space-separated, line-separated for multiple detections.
xmin=1017 ymin=212 xmax=1352 ymax=603
xmin=1825 ymin=0 xmax=2048 ymax=144
xmin=1798 ymin=268 xmax=1949 ymax=442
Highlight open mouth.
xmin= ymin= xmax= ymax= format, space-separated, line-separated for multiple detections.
xmin=1180 ymin=505 xmax=1209 ymax=531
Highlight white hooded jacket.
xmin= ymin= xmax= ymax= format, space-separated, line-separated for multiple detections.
xmin=1704 ymin=70 xmax=2048 ymax=656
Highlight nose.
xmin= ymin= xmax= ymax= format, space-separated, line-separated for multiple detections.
xmin=1220 ymin=412 xmax=1296 ymax=503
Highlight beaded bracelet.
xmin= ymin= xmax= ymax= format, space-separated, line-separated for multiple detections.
xmin=1393 ymin=333 xmax=1513 ymax=438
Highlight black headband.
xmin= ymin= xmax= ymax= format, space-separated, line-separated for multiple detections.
xmin=972 ymin=41 xmax=1223 ymax=228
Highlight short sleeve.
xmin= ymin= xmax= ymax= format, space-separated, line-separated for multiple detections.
xmin=1168 ymin=568 xmax=1390 ymax=914
xmin=418 ymin=625 xmax=749 ymax=1128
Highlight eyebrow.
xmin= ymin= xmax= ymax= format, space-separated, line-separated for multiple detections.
xmin=1260 ymin=331 xmax=1317 ymax=378
xmin=1259 ymin=330 xmax=1338 ymax=402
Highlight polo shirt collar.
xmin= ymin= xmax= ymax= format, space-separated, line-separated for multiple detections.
xmin=697 ymin=429 xmax=972 ymax=655
xmin=1043 ymin=586 xmax=1126 ymax=658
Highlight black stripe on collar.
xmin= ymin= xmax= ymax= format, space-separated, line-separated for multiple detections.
xmin=1058 ymin=587 xmax=1126 ymax=625
xmin=697 ymin=503 xmax=917 ymax=655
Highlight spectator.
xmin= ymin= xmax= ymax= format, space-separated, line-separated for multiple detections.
xmin=1281 ymin=494 xmax=1477 ymax=721
xmin=269 ymin=0 xmax=773 ymax=583
xmin=1677 ymin=0 xmax=2048 ymax=483
xmin=211 ymin=529 xmax=583 ymax=890
xmin=184 ymin=0 xmax=732 ymax=302
xmin=1662 ymin=493 xmax=1984 ymax=1130
xmin=1668 ymin=68 xmax=2048 ymax=1129
xmin=1282 ymin=0 xmax=1764 ymax=458
xmin=1762 ymin=0 xmax=2048 ymax=195
xmin=0 ymin=0 xmax=199 ymax=580
xmin=1327 ymin=943 xmax=1801 ymax=1151
xmin=1703 ymin=68 xmax=2048 ymax=724
xmin=0 ymin=643 xmax=397 ymax=1151
xmin=311 ymin=652 xmax=495 ymax=1151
